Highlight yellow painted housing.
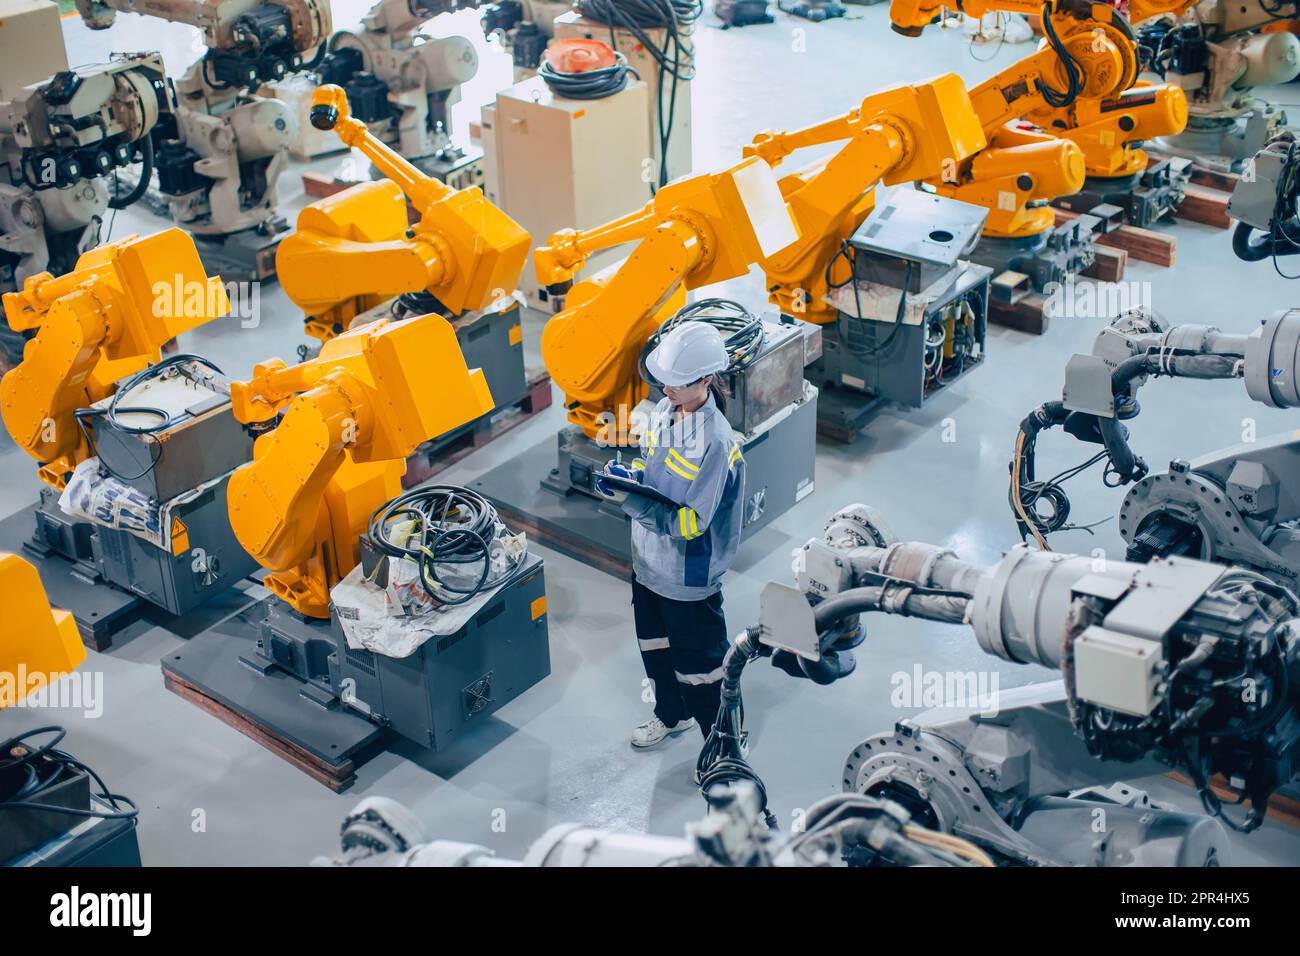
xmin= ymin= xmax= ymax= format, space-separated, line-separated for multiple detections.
xmin=226 ymin=313 xmax=495 ymax=618
xmin=0 ymin=552 xmax=85 ymax=708
xmin=277 ymin=85 xmax=530 ymax=342
xmin=743 ymin=73 xmax=988 ymax=324
xmin=0 ymin=229 xmax=229 ymax=488
xmin=535 ymin=156 xmax=800 ymax=439
xmin=896 ymin=0 xmax=1189 ymax=194
xmin=935 ymin=131 xmax=1086 ymax=238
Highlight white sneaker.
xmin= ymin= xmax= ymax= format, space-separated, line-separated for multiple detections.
xmin=631 ymin=717 xmax=696 ymax=750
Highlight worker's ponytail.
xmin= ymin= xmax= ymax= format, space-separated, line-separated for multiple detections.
xmin=708 ymin=377 xmax=728 ymax=415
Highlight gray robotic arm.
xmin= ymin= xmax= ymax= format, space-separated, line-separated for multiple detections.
xmin=1230 ymin=132 xmax=1300 ymax=263
xmin=313 ymin=0 xmax=480 ymax=171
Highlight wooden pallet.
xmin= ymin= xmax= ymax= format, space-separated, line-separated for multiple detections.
xmin=989 ymin=293 xmax=1051 ymax=335
xmin=302 ymin=169 xmax=361 ymax=199
xmin=489 ymin=495 xmax=633 ymax=579
xmin=403 ymin=373 xmax=554 ymax=487
xmin=1083 ymin=245 xmax=1128 ymax=283
xmin=1176 ymin=183 xmax=1233 ymax=230
xmin=1188 ymin=164 xmax=1240 ymax=194
xmin=815 ymin=389 xmax=890 ymax=444
xmin=163 ymin=669 xmax=359 ymax=792
xmin=1054 ymin=209 xmax=1176 ymax=267
xmin=987 ymin=245 xmax=1126 ymax=336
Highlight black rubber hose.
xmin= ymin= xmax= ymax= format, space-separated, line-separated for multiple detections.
xmin=1233 ymin=220 xmax=1300 ymax=261
xmin=108 ymin=134 xmax=153 ymax=210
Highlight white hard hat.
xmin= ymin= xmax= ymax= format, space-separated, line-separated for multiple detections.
xmin=645 ymin=322 xmax=729 ymax=387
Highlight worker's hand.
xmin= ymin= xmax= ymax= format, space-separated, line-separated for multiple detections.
xmin=594 ymin=460 xmax=639 ymax=503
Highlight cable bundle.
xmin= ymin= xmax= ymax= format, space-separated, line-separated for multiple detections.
xmin=827 ymin=244 xmax=914 ymax=358
xmin=540 ymin=49 xmax=634 ymax=99
xmin=1034 ymin=3 xmax=1081 ymax=109
xmin=638 ymin=298 xmax=765 ymax=386
xmin=696 ymin=634 xmax=778 ymax=829
xmin=575 ymin=0 xmax=702 ymax=188
xmin=366 ymin=485 xmax=529 ymax=608
xmin=1232 ymin=134 xmax=1300 ymax=276
xmin=74 ymin=353 xmax=225 ymax=483
xmin=0 ymin=726 xmax=138 ymax=824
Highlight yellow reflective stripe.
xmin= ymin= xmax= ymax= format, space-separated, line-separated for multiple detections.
xmin=728 ymin=443 xmax=743 ymax=469
xmin=678 ymin=507 xmax=690 ymax=538
xmin=677 ymin=507 xmax=702 ymax=540
xmin=665 ymin=459 xmax=696 ymax=481
xmin=668 ymin=449 xmax=700 ymax=474
xmin=689 ymin=509 xmax=700 ymax=538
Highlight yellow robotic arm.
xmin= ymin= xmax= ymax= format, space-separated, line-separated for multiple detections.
xmin=276 ymin=85 xmax=530 ymax=341
xmin=935 ymin=129 xmax=1086 ymax=237
xmin=226 ymin=313 xmax=495 ymax=618
xmin=534 ymin=157 xmax=799 ymax=440
xmin=0 ymin=552 xmax=85 ymax=704
xmin=891 ymin=0 xmax=1188 ymax=180
xmin=0 ymin=229 xmax=227 ymax=489
xmin=742 ymin=73 xmax=988 ymax=323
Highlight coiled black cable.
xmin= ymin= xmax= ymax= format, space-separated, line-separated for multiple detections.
xmin=73 ymin=353 xmax=225 ymax=483
xmin=576 ymin=0 xmax=702 ymax=188
xmin=1035 ymin=3 xmax=1083 ymax=110
xmin=539 ymin=50 xmax=634 ymax=99
xmin=366 ymin=485 xmax=528 ymax=607
xmin=0 ymin=726 xmax=139 ymax=822
xmin=392 ymin=289 xmax=451 ymax=319
xmin=826 ymin=243 xmax=913 ymax=358
xmin=1232 ymin=136 xmax=1300 ymax=276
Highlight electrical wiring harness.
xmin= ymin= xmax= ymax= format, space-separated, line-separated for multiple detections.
xmin=575 ymin=0 xmax=702 ymax=187
xmin=637 ymin=298 xmax=765 ymax=387
xmin=365 ymin=485 xmax=530 ymax=608
xmin=0 ymin=726 xmax=139 ymax=825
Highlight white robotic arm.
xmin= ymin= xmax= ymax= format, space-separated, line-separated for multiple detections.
xmin=315 ymin=0 xmax=480 ymax=170
xmin=741 ymin=503 xmax=1300 ymax=864
xmin=1012 ymin=307 xmax=1300 ymax=580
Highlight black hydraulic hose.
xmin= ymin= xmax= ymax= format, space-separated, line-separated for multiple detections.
xmin=302 ymin=40 xmax=328 ymax=72
xmin=1098 ymin=353 xmax=1159 ymax=483
xmin=1097 ymin=415 xmax=1142 ymax=483
xmin=1035 ymin=3 xmax=1082 ymax=109
xmin=1234 ymin=220 xmax=1300 ymax=261
xmin=108 ymin=134 xmax=153 ymax=210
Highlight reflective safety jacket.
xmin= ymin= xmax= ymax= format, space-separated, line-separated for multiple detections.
xmin=622 ymin=394 xmax=745 ymax=601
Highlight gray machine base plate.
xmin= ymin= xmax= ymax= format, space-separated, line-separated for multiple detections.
xmin=0 ymin=502 xmax=145 ymax=650
xmin=163 ymin=604 xmax=385 ymax=789
xmin=471 ymin=437 xmax=634 ymax=578
xmin=814 ymin=388 xmax=888 ymax=443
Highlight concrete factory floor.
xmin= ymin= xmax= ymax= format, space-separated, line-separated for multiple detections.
xmin=3 ymin=3 xmax=1300 ymax=866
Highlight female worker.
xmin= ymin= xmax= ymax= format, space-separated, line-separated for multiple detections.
xmin=595 ymin=322 xmax=746 ymax=749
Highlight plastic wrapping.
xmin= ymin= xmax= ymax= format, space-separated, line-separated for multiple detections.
xmin=59 ymin=458 xmax=165 ymax=547
xmin=333 ymin=529 xmax=529 ymax=658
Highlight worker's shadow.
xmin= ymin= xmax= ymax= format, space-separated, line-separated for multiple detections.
xmin=383 ymin=715 xmax=523 ymax=781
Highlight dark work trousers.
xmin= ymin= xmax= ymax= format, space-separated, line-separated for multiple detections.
xmin=631 ymin=576 xmax=729 ymax=737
